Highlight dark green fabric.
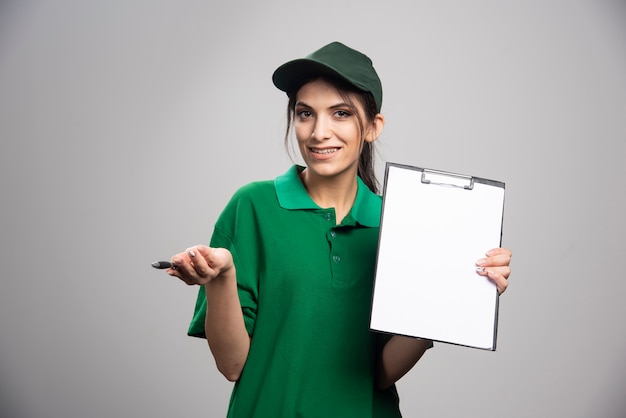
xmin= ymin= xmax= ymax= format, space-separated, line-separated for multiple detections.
xmin=188 ymin=165 xmax=401 ymax=417
xmin=272 ymin=41 xmax=384 ymax=112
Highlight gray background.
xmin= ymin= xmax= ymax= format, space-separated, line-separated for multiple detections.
xmin=1 ymin=1 xmax=625 ymax=417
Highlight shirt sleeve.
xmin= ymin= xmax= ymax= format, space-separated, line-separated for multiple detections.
xmin=187 ymin=188 xmax=260 ymax=338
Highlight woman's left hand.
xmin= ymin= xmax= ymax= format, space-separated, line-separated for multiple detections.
xmin=476 ymin=248 xmax=512 ymax=295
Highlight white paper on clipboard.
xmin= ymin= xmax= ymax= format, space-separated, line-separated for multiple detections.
xmin=370 ymin=163 xmax=505 ymax=350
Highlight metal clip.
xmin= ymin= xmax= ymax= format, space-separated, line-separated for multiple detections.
xmin=421 ymin=169 xmax=474 ymax=190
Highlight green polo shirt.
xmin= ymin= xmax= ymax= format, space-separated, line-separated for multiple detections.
xmin=188 ymin=165 xmax=401 ymax=417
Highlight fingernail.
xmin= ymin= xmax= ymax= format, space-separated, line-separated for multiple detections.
xmin=476 ymin=266 xmax=485 ymax=273
xmin=170 ymin=259 xmax=179 ymax=270
xmin=188 ymin=250 xmax=196 ymax=258
xmin=476 ymin=258 xmax=486 ymax=267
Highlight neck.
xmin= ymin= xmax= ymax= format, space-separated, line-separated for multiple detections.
xmin=300 ymin=168 xmax=359 ymax=223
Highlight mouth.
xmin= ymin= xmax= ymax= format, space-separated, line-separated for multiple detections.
xmin=309 ymin=147 xmax=340 ymax=155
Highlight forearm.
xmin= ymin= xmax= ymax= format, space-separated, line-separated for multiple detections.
xmin=204 ymin=266 xmax=250 ymax=382
xmin=375 ymin=335 xmax=431 ymax=390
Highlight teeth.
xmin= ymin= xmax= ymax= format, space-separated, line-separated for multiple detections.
xmin=311 ymin=148 xmax=338 ymax=154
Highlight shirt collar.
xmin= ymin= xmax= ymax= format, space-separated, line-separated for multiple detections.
xmin=275 ymin=165 xmax=381 ymax=227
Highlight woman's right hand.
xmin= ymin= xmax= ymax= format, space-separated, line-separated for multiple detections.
xmin=169 ymin=245 xmax=248 ymax=381
xmin=167 ymin=245 xmax=233 ymax=286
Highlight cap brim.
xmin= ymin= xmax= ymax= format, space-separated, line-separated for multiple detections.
xmin=272 ymin=59 xmax=354 ymax=96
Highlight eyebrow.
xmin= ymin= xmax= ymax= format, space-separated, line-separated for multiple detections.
xmin=295 ymin=101 xmax=353 ymax=110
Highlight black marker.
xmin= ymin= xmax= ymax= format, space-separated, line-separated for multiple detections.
xmin=151 ymin=261 xmax=176 ymax=269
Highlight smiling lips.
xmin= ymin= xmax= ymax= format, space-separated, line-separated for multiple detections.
xmin=310 ymin=147 xmax=340 ymax=155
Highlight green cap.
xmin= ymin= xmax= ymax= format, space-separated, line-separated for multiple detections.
xmin=272 ymin=41 xmax=383 ymax=112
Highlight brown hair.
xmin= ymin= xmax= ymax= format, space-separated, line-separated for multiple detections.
xmin=283 ymin=76 xmax=380 ymax=194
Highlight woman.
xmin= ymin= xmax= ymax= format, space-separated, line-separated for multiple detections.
xmin=166 ymin=41 xmax=512 ymax=417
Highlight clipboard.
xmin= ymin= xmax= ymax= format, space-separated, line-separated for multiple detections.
xmin=370 ymin=163 xmax=505 ymax=350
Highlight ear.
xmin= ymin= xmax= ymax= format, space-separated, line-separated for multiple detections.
xmin=365 ymin=113 xmax=385 ymax=143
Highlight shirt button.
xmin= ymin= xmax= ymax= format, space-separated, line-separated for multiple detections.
xmin=324 ymin=213 xmax=332 ymax=221
xmin=330 ymin=231 xmax=337 ymax=238
xmin=332 ymin=255 xmax=341 ymax=263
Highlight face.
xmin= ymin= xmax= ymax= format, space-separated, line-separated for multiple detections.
xmin=293 ymin=78 xmax=381 ymax=183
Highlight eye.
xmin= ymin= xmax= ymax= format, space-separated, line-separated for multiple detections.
xmin=296 ymin=109 xmax=312 ymax=119
xmin=334 ymin=109 xmax=352 ymax=118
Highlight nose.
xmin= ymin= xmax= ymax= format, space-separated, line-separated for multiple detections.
xmin=311 ymin=115 xmax=331 ymax=141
